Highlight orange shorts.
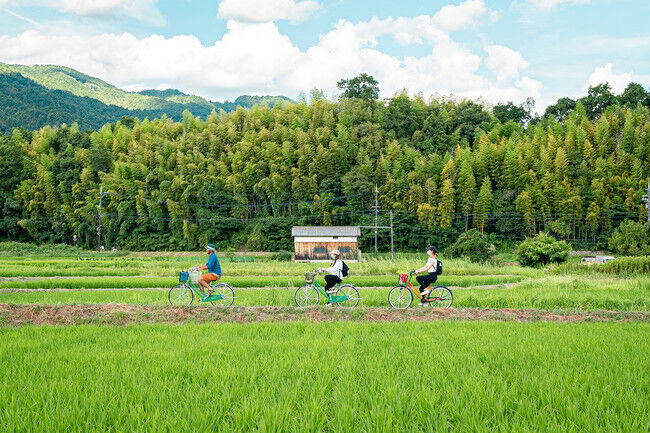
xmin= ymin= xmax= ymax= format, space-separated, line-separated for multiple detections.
xmin=202 ymin=273 xmax=220 ymax=283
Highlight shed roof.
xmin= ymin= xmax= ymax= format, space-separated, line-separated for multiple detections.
xmin=291 ymin=226 xmax=361 ymax=237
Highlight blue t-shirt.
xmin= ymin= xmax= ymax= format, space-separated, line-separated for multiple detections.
xmin=206 ymin=253 xmax=221 ymax=275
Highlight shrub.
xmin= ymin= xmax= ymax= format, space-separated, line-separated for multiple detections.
xmin=600 ymin=256 xmax=650 ymax=274
xmin=517 ymin=233 xmax=570 ymax=267
xmin=448 ymin=229 xmax=495 ymax=263
xmin=608 ymin=221 xmax=650 ymax=256
xmin=274 ymin=250 xmax=293 ymax=262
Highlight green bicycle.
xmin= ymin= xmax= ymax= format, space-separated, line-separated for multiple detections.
xmin=294 ymin=270 xmax=360 ymax=308
xmin=168 ymin=268 xmax=235 ymax=307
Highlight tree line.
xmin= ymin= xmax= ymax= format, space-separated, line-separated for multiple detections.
xmin=1 ymin=76 xmax=648 ymax=251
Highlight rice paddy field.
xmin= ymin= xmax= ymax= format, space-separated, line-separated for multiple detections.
xmin=1 ymin=249 xmax=648 ymax=432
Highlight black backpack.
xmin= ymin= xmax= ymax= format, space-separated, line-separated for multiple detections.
xmin=341 ymin=261 xmax=349 ymax=277
xmin=436 ymin=260 xmax=443 ymax=275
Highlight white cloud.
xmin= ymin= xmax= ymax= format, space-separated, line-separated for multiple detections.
xmin=217 ymin=0 xmax=320 ymax=23
xmin=432 ymin=0 xmax=490 ymax=31
xmin=528 ymin=0 xmax=590 ymax=10
xmin=484 ymin=45 xmax=528 ymax=81
xmin=0 ymin=0 xmax=538 ymax=105
xmin=584 ymin=63 xmax=633 ymax=93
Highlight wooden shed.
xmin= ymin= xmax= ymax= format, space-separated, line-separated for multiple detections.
xmin=291 ymin=226 xmax=361 ymax=261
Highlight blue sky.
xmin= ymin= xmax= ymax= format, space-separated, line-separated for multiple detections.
xmin=0 ymin=0 xmax=648 ymax=110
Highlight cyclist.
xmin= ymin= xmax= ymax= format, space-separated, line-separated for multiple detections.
xmin=411 ymin=245 xmax=438 ymax=303
xmin=193 ymin=244 xmax=221 ymax=296
xmin=318 ymin=249 xmax=343 ymax=294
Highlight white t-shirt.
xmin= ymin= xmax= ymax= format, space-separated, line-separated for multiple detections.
xmin=426 ymin=257 xmax=438 ymax=274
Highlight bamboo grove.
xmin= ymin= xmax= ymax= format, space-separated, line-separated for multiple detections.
xmin=1 ymin=85 xmax=649 ymax=251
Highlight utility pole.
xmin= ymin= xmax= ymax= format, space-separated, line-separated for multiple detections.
xmin=97 ymin=185 xmax=103 ymax=251
xmin=372 ymin=184 xmax=379 ymax=253
xmin=643 ymin=181 xmax=650 ymax=223
xmin=389 ymin=210 xmax=394 ymax=262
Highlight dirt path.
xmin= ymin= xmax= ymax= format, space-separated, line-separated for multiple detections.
xmin=0 ymin=304 xmax=646 ymax=326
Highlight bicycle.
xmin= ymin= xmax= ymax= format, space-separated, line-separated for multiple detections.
xmin=388 ymin=272 xmax=453 ymax=309
xmin=168 ymin=268 xmax=235 ymax=307
xmin=294 ymin=270 xmax=360 ymax=308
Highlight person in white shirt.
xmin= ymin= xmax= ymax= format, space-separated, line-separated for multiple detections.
xmin=318 ymin=249 xmax=343 ymax=294
xmin=411 ymin=245 xmax=438 ymax=303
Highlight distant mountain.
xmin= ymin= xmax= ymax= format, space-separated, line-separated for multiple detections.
xmin=0 ymin=72 xmax=147 ymax=132
xmin=0 ymin=62 xmax=293 ymax=133
xmin=216 ymin=95 xmax=294 ymax=112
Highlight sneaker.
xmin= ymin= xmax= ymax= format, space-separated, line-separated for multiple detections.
xmin=421 ymin=289 xmax=430 ymax=296
xmin=326 ymin=289 xmax=337 ymax=294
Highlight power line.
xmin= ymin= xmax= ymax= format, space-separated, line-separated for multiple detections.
xmin=103 ymin=190 xmax=363 ymax=210
xmin=100 ymin=209 xmax=370 ymax=223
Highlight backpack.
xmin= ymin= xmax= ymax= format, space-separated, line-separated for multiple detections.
xmin=341 ymin=261 xmax=349 ymax=277
xmin=436 ymin=260 xmax=443 ymax=275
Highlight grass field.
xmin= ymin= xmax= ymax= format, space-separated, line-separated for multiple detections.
xmin=0 ymin=255 xmax=539 ymax=277
xmin=1 ymin=247 xmax=648 ymax=432
xmin=0 ymin=274 xmax=527 ymax=289
xmin=1 ymin=321 xmax=647 ymax=432
xmin=1 ymin=275 xmax=647 ymax=311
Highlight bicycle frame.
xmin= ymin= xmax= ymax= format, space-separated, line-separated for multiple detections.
xmin=182 ymin=279 xmax=224 ymax=302
xmin=309 ymin=274 xmax=349 ymax=303
xmin=398 ymin=273 xmax=441 ymax=302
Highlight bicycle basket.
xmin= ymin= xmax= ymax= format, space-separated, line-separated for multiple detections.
xmin=179 ymin=271 xmax=189 ymax=283
xmin=189 ymin=270 xmax=201 ymax=284
xmin=398 ymin=273 xmax=408 ymax=285
xmin=305 ymin=272 xmax=316 ymax=284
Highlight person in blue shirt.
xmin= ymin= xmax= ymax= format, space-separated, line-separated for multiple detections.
xmin=193 ymin=244 xmax=221 ymax=296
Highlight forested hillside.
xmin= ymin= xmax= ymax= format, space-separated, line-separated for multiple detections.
xmin=0 ymin=73 xmax=146 ymax=132
xmin=0 ymin=63 xmax=292 ymax=132
xmin=1 ymin=80 xmax=648 ymax=251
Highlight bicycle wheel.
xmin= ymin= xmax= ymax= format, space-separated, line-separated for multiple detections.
xmin=388 ymin=286 xmax=413 ymax=309
xmin=295 ymin=285 xmax=320 ymax=307
xmin=169 ymin=284 xmax=194 ymax=306
xmin=209 ymin=282 xmax=235 ymax=307
xmin=334 ymin=284 xmax=360 ymax=308
xmin=427 ymin=286 xmax=453 ymax=308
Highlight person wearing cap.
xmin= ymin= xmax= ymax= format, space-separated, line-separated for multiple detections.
xmin=193 ymin=244 xmax=221 ymax=296
xmin=411 ymin=245 xmax=438 ymax=303
xmin=318 ymin=249 xmax=343 ymax=294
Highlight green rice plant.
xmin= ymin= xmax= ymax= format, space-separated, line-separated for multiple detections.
xmin=0 ymin=321 xmax=647 ymax=432
xmin=556 ymin=256 xmax=650 ymax=275
xmin=1 ymin=274 xmax=647 ymax=311
xmin=1 ymin=254 xmax=542 ymax=278
xmin=0 ymin=274 xmax=527 ymax=290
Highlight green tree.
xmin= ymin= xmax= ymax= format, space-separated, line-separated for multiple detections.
xmin=448 ymin=229 xmax=495 ymax=262
xmin=579 ymin=83 xmax=615 ymax=119
xmin=543 ymin=97 xmax=576 ymax=122
xmin=515 ymin=190 xmax=535 ymax=234
xmin=437 ymin=179 xmax=455 ymax=228
xmin=517 ymin=233 xmax=570 ymax=267
xmin=618 ymin=82 xmax=649 ymax=108
xmin=608 ymin=221 xmax=650 ymax=255
xmin=337 ymin=73 xmax=380 ymax=102
xmin=473 ymin=177 xmax=493 ymax=233
xmin=493 ymin=99 xmax=533 ymax=126
xmin=457 ymin=160 xmax=476 ymax=231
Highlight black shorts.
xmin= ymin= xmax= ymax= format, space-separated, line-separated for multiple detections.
xmin=416 ymin=273 xmax=437 ymax=291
